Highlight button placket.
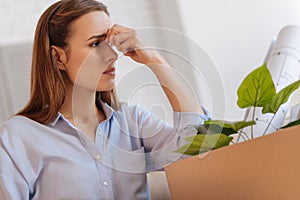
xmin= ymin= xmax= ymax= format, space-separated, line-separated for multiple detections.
xmin=103 ymin=180 xmax=109 ymax=187
xmin=94 ymin=154 xmax=101 ymax=161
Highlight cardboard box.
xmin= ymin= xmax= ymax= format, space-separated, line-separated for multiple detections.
xmin=164 ymin=125 xmax=300 ymax=200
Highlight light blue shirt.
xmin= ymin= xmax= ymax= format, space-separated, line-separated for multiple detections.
xmin=0 ymin=102 xmax=208 ymax=200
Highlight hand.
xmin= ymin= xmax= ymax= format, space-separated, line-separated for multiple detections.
xmin=106 ymin=24 xmax=165 ymax=65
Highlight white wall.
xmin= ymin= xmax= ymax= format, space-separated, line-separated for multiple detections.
xmin=0 ymin=0 xmax=57 ymax=45
xmin=0 ymin=0 xmax=57 ymax=122
xmin=176 ymin=0 xmax=300 ymax=120
xmin=3 ymin=0 xmax=300 ymax=122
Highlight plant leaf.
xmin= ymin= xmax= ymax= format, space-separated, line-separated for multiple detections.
xmin=262 ymin=80 xmax=300 ymax=114
xmin=176 ymin=134 xmax=233 ymax=155
xmin=281 ymin=118 xmax=300 ymax=129
xmin=203 ymin=120 xmax=256 ymax=135
xmin=237 ymin=63 xmax=276 ymax=108
xmin=194 ymin=125 xmax=209 ymax=134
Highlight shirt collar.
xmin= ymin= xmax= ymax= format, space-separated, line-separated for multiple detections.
xmin=48 ymin=112 xmax=62 ymax=127
xmin=48 ymin=101 xmax=114 ymax=127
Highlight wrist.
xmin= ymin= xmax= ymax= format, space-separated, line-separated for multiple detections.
xmin=145 ymin=54 xmax=169 ymax=68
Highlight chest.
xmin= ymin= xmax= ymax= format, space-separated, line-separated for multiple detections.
xmin=25 ymin=120 xmax=147 ymax=199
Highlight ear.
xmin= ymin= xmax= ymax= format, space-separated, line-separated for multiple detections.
xmin=51 ymin=46 xmax=67 ymax=70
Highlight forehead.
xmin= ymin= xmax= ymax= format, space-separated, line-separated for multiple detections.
xmin=70 ymin=11 xmax=112 ymax=38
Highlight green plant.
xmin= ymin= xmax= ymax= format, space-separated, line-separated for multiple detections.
xmin=177 ymin=63 xmax=300 ymax=155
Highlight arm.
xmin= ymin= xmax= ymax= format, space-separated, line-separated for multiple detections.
xmin=128 ymin=104 xmax=209 ymax=171
xmin=0 ymin=125 xmax=30 ymax=200
xmin=0 ymin=134 xmax=29 ymax=199
xmin=107 ymin=24 xmax=204 ymax=113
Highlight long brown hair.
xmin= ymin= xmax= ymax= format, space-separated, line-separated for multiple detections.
xmin=18 ymin=0 xmax=119 ymax=124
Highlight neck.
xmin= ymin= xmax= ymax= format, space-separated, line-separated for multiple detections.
xmin=59 ymin=84 xmax=103 ymax=123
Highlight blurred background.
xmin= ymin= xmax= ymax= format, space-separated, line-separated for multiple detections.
xmin=1 ymin=0 xmax=300 ymax=124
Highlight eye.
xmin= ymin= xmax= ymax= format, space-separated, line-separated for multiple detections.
xmin=90 ymin=41 xmax=101 ymax=47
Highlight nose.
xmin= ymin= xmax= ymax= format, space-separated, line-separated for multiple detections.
xmin=101 ymin=41 xmax=118 ymax=63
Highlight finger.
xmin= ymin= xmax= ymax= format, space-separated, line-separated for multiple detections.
xmin=105 ymin=26 xmax=113 ymax=43
xmin=110 ymin=24 xmax=132 ymax=33
xmin=106 ymin=24 xmax=118 ymax=44
xmin=119 ymin=37 xmax=138 ymax=54
xmin=114 ymin=30 xmax=135 ymax=44
xmin=111 ymin=31 xmax=136 ymax=50
xmin=106 ymin=24 xmax=133 ymax=43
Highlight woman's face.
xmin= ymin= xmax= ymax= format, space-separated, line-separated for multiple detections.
xmin=62 ymin=11 xmax=117 ymax=91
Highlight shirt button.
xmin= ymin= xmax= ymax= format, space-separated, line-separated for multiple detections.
xmin=103 ymin=181 xmax=109 ymax=187
xmin=94 ymin=154 xmax=101 ymax=160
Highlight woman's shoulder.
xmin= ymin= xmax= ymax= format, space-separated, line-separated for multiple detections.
xmin=115 ymin=102 xmax=163 ymax=126
xmin=1 ymin=115 xmax=36 ymax=127
xmin=0 ymin=115 xmax=40 ymax=137
xmin=118 ymin=102 xmax=151 ymax=116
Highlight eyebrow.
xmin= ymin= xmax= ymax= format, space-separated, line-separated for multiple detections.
xmin=86 ymin=33 xmax=107 ymax=41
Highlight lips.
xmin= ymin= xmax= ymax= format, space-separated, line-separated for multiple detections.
xmin=102 ymin=67 xmax=116 ymax=75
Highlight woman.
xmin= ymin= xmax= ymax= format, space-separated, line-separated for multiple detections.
xmin=0 ymin=0 xmax=208 ymax=199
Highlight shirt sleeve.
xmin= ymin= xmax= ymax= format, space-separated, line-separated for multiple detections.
xmin=0 ymin=131 xmax=30 ymax=199
xmin=134 ymin=105 xmax=210 ymax=171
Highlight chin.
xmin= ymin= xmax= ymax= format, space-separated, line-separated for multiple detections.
xmin=96 ymin=76 xmax=116 ymax=91
xmin=96 ymin=82 xmax=115 ymax=92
